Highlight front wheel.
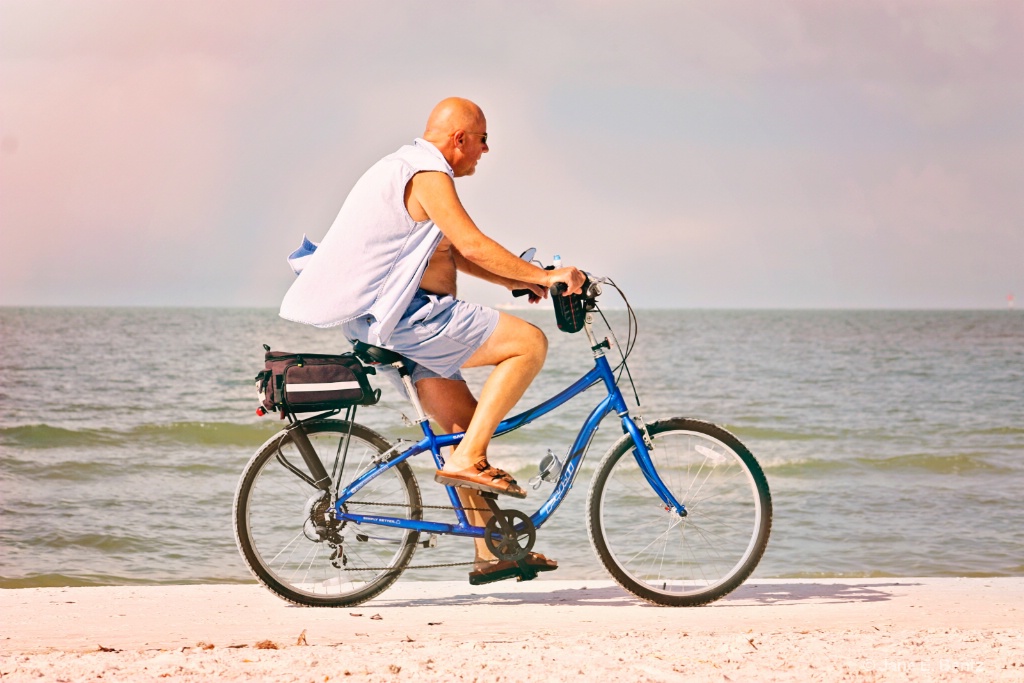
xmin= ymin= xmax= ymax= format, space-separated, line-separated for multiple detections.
xmin=233 ymin=420 xmax=421 ymax=607
xmin=588 ymin=418 xmax=771 ymax=606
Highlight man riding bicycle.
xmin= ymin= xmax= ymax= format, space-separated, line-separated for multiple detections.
xmin=280 ymin=97 xmax=586 ymax=584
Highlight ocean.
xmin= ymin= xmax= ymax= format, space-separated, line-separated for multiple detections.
xmin=1 ymin=306 xmax=1021 ymax=587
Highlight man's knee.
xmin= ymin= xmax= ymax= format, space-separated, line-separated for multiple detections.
xmin=524 ymin=323 xmax=548 ymax=364
xmin=465 ymin=314 xmax=547 ymax=369
xmin=505 ymin=319 xmax=547 ymax=365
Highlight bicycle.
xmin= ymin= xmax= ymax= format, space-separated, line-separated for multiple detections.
xmin=233 ymin=266 xmax=772 ymax=607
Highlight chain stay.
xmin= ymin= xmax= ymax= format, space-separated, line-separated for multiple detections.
xmin=337 ymin=499 xmax=489 ymax=571
xmin=342 ymin=560 xmax=476 ymax=571
xmin=345 ymin=500 xmax=491 ymax=512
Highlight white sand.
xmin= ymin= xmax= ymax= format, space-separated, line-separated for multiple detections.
xmin=2 ymin=578 xmax=1022 ymax=681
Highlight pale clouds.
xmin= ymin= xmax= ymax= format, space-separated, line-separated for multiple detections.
xmin=1 ymin=1 xmax=1021 ymax=307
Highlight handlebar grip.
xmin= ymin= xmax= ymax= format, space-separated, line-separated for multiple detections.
xmin=511 ymin=288 xmax=531 ymax=298
xmin=551 ymin=282 xmax=568 ymax=295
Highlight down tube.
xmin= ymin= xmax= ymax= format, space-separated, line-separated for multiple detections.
xmin=531 ymin=394 xmax=616 ymax=527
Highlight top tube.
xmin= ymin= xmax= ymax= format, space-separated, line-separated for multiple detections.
xmin=431 ymin=366 xmax=607 ymax=452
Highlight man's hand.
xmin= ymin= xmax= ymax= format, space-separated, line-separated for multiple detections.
xmin=546 ymin=267 xmax=587 ymax=296
xmin=510 ymin=281 xmax=548 ymax=304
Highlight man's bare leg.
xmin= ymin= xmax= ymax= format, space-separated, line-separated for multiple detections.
xmin=416 ymin=377 xmax=497 ymax=566
xmin=443 ymin=312 xmax=547 ymax=471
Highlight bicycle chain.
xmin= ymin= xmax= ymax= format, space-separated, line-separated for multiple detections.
xmin=344 ymin=560 xmax=476 ymax=571
xmin=346 ymin=500 xmax=491 ymax=512
xmin=339 ymin=500 xmax=492 ymax=571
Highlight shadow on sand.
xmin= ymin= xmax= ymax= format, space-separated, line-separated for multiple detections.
xmin=721 ymin=581 xmax=921 ymax=606
xmin=372 ymin=581 xmax=921 ymax=608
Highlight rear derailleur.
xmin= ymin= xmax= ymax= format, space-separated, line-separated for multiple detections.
xmin=302 ymin=492 xmax=348 ymax=568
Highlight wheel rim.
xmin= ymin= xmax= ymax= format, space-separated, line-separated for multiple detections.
xmin=598 ymin=429 xmax=765 ymax=597
xmin=241 ymin=425 xmax=417 ymax=600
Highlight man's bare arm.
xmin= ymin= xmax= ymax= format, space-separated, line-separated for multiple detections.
xmin=452 ymin=248 xmax=547 ymax=300
xmin=409 ymin=171 xmax=585 ymax=294
xmin=451 ymin=247 xmax=512 ymax=286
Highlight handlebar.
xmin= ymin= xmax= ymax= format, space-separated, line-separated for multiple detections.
xmin=512 ymin=279 xmax=596 ymax=298
xmin=513 ymin=278 xmax=601 ymax=299
xmin=511 ymin=281 xmax=571 ymax=297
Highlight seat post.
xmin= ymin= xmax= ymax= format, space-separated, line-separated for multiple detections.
xmin=351 ymin=340 xmax=429 ymax=425
xmin=396 ymin=361 xmax=429 ymax=424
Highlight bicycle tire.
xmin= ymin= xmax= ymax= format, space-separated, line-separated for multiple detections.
xmin=233 ymin=420 xmax=421 ymax=607
xmin=587 ymin=418 xmax=771 ymax=606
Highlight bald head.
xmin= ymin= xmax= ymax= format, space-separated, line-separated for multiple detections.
xmin=423 ymin=97 xmax=485 ymax=142
xmin=422 ymin=97 xmax=489 ymax=177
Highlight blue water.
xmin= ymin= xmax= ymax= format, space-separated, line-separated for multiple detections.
xmin=1 ymin=307 xmax=1021 ymax=587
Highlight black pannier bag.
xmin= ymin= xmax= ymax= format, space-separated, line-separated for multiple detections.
xmin=255 ymin=350 xmax=380 ymax=415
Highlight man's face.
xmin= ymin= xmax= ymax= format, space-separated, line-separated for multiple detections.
xmin=454 ymin=117 xmax=489 ymax=177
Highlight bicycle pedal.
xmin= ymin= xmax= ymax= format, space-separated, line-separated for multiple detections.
xmin=419 ymin=534 xmax=438 ymax=549
xmin=516 ymin=564 xmax=539 ymax=582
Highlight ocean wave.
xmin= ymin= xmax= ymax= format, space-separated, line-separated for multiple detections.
xmin=33 ymin=531 xmax=153 ymax=553
xmin=759 ymin=451 xmax=1014 ymax=476
xmin=0 ymin=422 xmax=281 ymax=449
xmin=1 ymin=455 xmax=245 ymax=481
xmin=959 ymin=425 xmax=1024 ymax=437
xmin=728 ymin=426 xmax=837 ymax=441
xmin=0 ymin=424 xmax=122 ymax=448
xmin=0 ymin=573 xmax=256 ymax=589
xmin=758 ymin=457 xmax=850 ymax=475
xmin=862 ymin=451 xmax=1013 ymax=474
xmin=0 ymin=573 xmax=144 ymax=589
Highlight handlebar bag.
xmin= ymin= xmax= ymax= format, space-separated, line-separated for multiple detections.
xmin=552 ymin=278 xmax=591 ymax=334
xmin=256 ymin=351 xmax=379 ymax=414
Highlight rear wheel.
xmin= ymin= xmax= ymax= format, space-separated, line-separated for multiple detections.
xmin=588 ymin=418 xmax=771 ymax=606
xmin=234 ymin=420 xmax=421 ymax=606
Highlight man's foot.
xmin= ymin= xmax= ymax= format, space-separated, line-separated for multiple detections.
xmin=434 ymin=461 xmax=527 ymax=498
xmin=468 ymin=553 xmax=558 ymax=586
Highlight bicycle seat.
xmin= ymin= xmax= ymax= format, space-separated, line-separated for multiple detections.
xmin=351 ymin=340 xmax=407 ymax=366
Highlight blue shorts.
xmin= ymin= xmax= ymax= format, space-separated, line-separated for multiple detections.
xmin=342 ymin=289 xmax=500 ymax=386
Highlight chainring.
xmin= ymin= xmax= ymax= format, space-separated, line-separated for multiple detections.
xmin=483 ymin=509 xmax=536 ymax=561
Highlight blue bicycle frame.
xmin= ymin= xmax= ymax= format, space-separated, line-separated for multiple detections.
xmin=333 ymin=350 xmax=686 ymax=538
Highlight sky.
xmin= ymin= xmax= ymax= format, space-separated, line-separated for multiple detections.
xmin=1 ymin=1 xmax=1022 ymax=309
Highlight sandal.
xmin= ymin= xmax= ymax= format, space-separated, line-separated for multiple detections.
xmin=468 ymin=552 xmax=559 ymax=586
xmin=434 ymin=461 xmax=527 ymax=499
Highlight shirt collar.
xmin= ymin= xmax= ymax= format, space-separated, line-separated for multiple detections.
xmin=413 ymin=138 xmax=455 ymax=177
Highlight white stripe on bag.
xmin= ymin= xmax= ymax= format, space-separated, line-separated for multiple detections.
xmin=287 ymin=381 xmax=361 ymax=392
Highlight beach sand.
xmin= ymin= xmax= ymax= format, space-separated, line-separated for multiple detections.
xmin=2 ymin=578 xmax=1022 ymax=681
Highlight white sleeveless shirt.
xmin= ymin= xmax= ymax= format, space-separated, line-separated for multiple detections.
xmin=279 ymin=139 xmax=454 ymax=344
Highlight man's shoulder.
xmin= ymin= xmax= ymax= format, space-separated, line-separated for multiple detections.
xmin=382 ymin=141 xmax=453 ymax=176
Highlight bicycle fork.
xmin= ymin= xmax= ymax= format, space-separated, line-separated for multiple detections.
xmin=618 ymin=413 xmax=687 ymax=517
xmin=584 ymin=326 xmax=687 ymax=518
